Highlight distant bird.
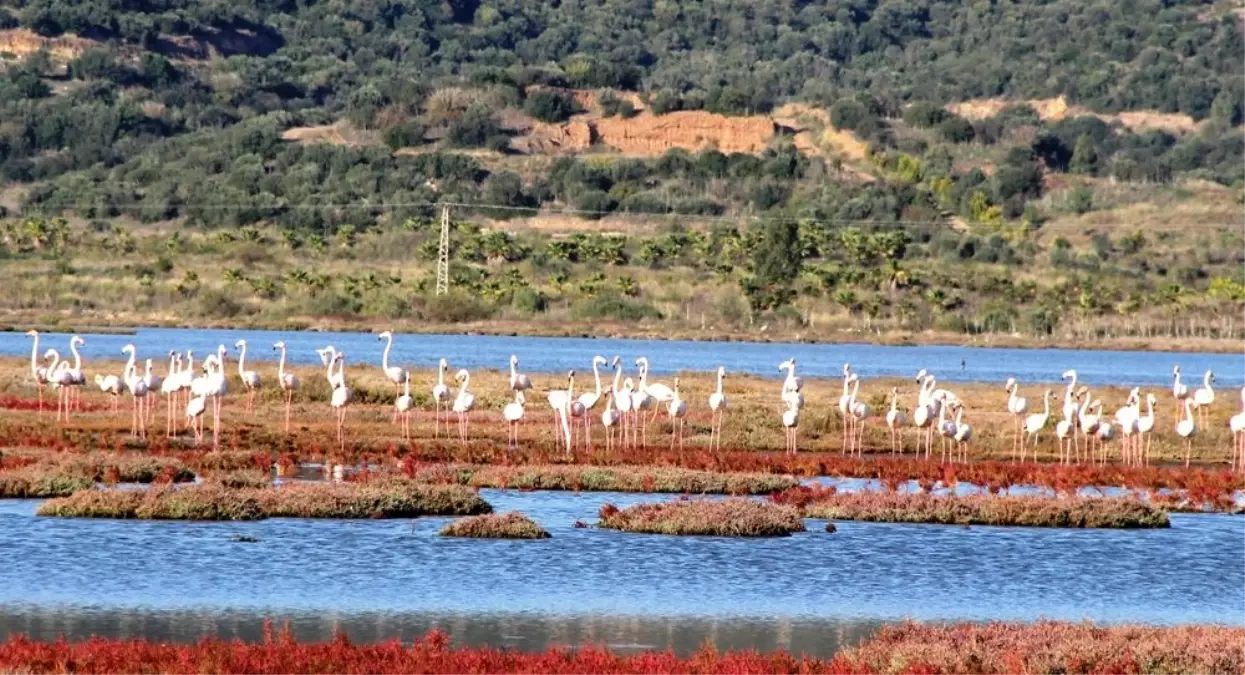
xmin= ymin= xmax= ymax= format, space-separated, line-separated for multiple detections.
xmin=121 ymin=344 xmax=149 ymax=439
xmin=952 ymin=403 xmax=973 ymax=463
xmin=1022 ymin=390 xmax=1054 ymax=462
xmin=848 ymin=376 xmax=871 ymax=457
xmin=601 ymin=388 xmax=622 ymax=452
xmin=395 ymin=371 xmax=414 ymax=441
xmin=25 ymin=330 xmax=48 ymax=414
xmin=885 ymin=387 xmax=907 ymax=455
xmin=1136 ymin=393 xmax=1157 ymax=466
xmin=707 ymin=366 xmax=727 ymax=451
xmin=185 ymin=392 xmax=207 ymax=445
xmin=431 ymin=358 xmax=452 ymax=438
xmin=452 ymin=368 xmax=476 ymax=444
xmin=330 ymin=352 xmax=351 ymax=449
xmin=616 ymin=377 xmax=636 ymax=449
xmin=509 ymin=354 xmax=532 ymax=393
xmin=95 ymin=373 xmax=122 ymax=413
xmin=937 ymin=397 xmax=958 ymax=463
xmin=667 ymin=377 xmax=689 ymax=450
xmin=503 ymin=390 xmax=526 ymax=450
xmin=1176 ymin=398 xmax=1197 ymax=468
xmin=1005 ymin=378 xmax=1029 ymax=459
xmin=377 ymin=331 xmax=408 ymax=421
xmin=234 ymin=340 xmax=261 ymax=414
xmin=782 ymin=401 xmax=800 ymax=455
xmin=272 ymin=341 xmax=300 ymax=432
xmin=1193 ymin=370 xmax=1215 ymax=427
xmin=1172 ymin=365 xmax=1190 ymax=417
xmin=575 ymin=356 xmax=608 ymax=450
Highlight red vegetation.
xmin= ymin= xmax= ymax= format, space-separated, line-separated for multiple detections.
xmin=0 ymin=622 xmax=1241 ymax=674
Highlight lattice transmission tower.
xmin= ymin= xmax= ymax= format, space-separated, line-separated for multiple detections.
xmin=435 ymin=206 xmax=450 ymax=295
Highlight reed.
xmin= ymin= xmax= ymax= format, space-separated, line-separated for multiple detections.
xmin=0 ymin=467 xmax=93 ymax=497
xmin=402 ymin=462 xmax=798 ymax=495
xmin=37 ymin=481 xmax=491 ymax=520
xmin=439 ymin=511 xmax=550 ymax=539
xmin=776 ymin=486 xmax=1171 ymax=528
xmin=597 ymin=498 xmax=805 ymax=537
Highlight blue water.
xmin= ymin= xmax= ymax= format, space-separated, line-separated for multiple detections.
xmin=0 ymin=488 xmax=1240 ymax=655
xmin=8 ymin=327 xmax=1243 ymax=386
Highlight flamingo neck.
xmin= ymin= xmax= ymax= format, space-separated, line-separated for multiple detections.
xmin=457 ymin=373 xmax=470 ymax=396
xmin=613 ymin=364 xmax=623 ymax=393
xmin=890 ymin=393 xmax=898 ymax=412
xmin=277 ymin=347 xmax=286 ymax=379
xmin=956 ymin=407 xmax=964 ymax=425
xmin=850 ymin=378 xmax=859 ymax=401
xmin=715 ymin=370 xmax=723 ymax=395
xmin=325 ymin=356 xmax=336 ymax=382
xmin=70 ymin=341 xmax=82 ymax=370
xmin=29 ymin=334 xmax=39 ymax=376
xmin=1043 ymin=393 xmax=1051 ymax=416
xmin=237 ymin=343 xmax=247 ymax=375
xmin=382 ymin=335 xmax=393 ymax=371
xmin=592 ymin=361 xmax=603 ymax=395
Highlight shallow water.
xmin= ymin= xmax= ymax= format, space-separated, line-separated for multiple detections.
xmin=0 ymin=488 xmax=1240 ymax=654
xmin=5 ymin=327 xmax=1242 ymax=386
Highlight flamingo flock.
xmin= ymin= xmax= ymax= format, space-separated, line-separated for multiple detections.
xmin=15 ymin=330 xmax=1244 ymax=470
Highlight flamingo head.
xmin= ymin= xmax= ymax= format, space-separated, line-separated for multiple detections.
xmin=915 ymin=368 xmax=928 ymax=382
xmin=24 ymin=329 xmax=37 ymax=337
xmin=718 ymin=365 xmax=726 ymax=377
xmin=778 ymin=359 xmax=793 ymax=372
xmin=510 ymin=354 xmax=518 ymax=366
xmin=1207 ymin=371 xmax=1215 ymax=384
xmin=1005 ymin=377 xmax=1016 ymax=390
xmin=1043 ymin=389 xmax=1053 ymax=399
xmin=71 ymin=335 xmax=84 ymax=346
xmin=634 ymin=357 xmax=648 ymax=371
xmin=612 ymin=356 xmax=621 ymax=368
xmin=121 ymin=344 xmax=135 ymax=355
xmin=439 ymin=358 xmax=448 ymax=372
xmin=94 ymin=374 xmax=103 ymax=385
xmin=234 ymin=339 xmax=246 ymax=349
xmin=1172 ymin=365 xmax=1181 ymax=376
xmin=1077 ymin=386 xmax=1089 ymax=397
xmin=1147 ymin=393 xmax=1157 ymax=405
xmin=891 ymin=386 xmax=899 ymax=395
xmin=378 ymin=330 xmax=392 ymax=341
xmin=454 ymin=368 xmax=468 ymax=381
xmin=273 ymin=341 xmax=285 ymax=351
xmin=842 ymin=363 xmax=851 ymax=375
xmin=43 ymin=348 xmax=57 ymax=361
xmin=621 ymin=377 xmax=634 ymax=391
xmin=1061 ymin=369 xmax=1076 ymax=381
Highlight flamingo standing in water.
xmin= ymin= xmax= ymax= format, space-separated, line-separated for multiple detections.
xmin=377 ymin=331 xmax=408 ymax=421
xmin=848 ymin=376 xmax=871 ymax=457
xmin=329 ymin=352 xmax=351 ymax=449
xmin=160 ymin=352 xmax=181 ymax=438
xmin=395 ymin=371 xmax=414 ymax=441
xmin=452 ymin=368 xmax=476 ymax=444
xmin=707 ymin=366 xmax=727 ymax=451
xmin=431 ymin=359 xmax=451 ymax=438
xmin=234 ymin=340 xmax=261 ymax=414
xmin=503 ymin=390 xmax=526 ymax=450
xmin=25 ymin=330 xmax=48 ymax=413
xmin=272 ymin=341 xmax=300 ymax=432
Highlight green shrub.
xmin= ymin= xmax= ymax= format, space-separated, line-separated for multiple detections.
xmin=572 ymin=292 xmax=662 ymax=321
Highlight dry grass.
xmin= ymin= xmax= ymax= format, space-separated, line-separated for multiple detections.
xmin=597 ymin=498 xmax=805 ymax=537
xmin=400 ymin=463 xmax=797 ymax=494
xmin=439 ymin=511 xmax=550 ymax=539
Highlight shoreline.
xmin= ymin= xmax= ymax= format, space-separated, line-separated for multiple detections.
xmin=3 ymin=317 xmax=1242 ymax=355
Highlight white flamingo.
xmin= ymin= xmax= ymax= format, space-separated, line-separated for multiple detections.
xmin=629 ymin=376 xmax=653 ymax=448
xmin=64 ymin=335 xmax=86 ymax=413
xmin=272 ymin=341 xmax=300 ymax=432
xmin=1055 ymin=393 xmax=1077 ymax=465
xmin=575 ymin=355 xmax=608 ymax=450
xmin=234 ymin=340 xmax=261 ymax=414
xmin=783 ymin=400 xmax=800 ymax=454
xmin=377 ymin=331 xmax=408 ymax=421
xmin=431 ymin=359 xmax=451 ymax=438
xmin=160 ymin=352 xmax=181 ymax=438
xmin=1193 ymin=370 xmax=1215 ymax=427
xmin=452 ymin=368 xmax=476 ymax=443
xmin=25 ymin=330 xmax=48 ymax=413
xmin=330 ymin=352 xmax=351 ymax=449
xmin=316 ymin=346 xmax=346 ymax=389
xmin=44 ymin=350 xmax=75 ymax=423
xmin=1176 ymin=398 xmax=1197 ymax=468
xmin=636 ymin=356 xmax=674 ymax=438
xmin=885 ymin=387 xmax=906 ymax=455
xmin=952 ymin=403 xmax=973 ymax=463
xmin=185 ymin=391 xmax=207 ymax=445
xmin=1005 ymin=378 xmax=1029 ymax=459
xmin=848 ymin=376 xmax=871 ymax=457
xmin=667 ymin=376 xmax=689 ymax=450
xmin=838 ymin=365 xmax=855 ymax=452
xmin=121 ymin=344 xmax=149 ymax=438
xmin=141 ymin=358 xmax=163 ymax=430
xmin=780 ymin=359 xmax=804 ymax=412
xmin=554 ymin=370 xmax=575 ymax=454
xmin=1060 ymin=370 xmax=1082 ymax=458
xmin=1136 ymin=393 xmax=1157 ymax=466
xmin=509 ymin=354 xmax=532 ymax=393
xmin=1115 ymin=389 xmax=1141 ymax=465
xmin=708 ymin=366 xmax=727 ymax=451
xmin=601 ymin=388 xmax=621 ymax=452
xmin=395 ymin=371 xmax=414 ymax=441
xmin=95 ymin=373 xmax=122 ymax=413
xmin=503 ymin=390 xmax=526 ymax=450
xmin=1172 ymin=365 xmax=1190 ymax=417
xmin=1022 ymin=390 xmax=1053 ymax=462
xmin=1077 ymin=389 xmax=1101 ymax=464
xmin=937 ymin=397 xmax=958 ymax=463
xmin=204 ymin=345 xmax=229 ymax=449
xmin=912 ymin=373 xmax=938 ymax=459
xmin=616 ymin=377 xmax=636 ymax=449
xmin=188 ymin=355 xmax=213 ymax=441
xmin=1229 ymin=388 xmax=1245 ymax=473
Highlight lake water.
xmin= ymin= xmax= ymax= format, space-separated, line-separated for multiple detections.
xmin=7 ymin=327 xmax=1243 ymax=387
xmin=0 ymin=488 xmax=1240 ymax=655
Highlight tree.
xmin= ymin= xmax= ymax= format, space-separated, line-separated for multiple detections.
xmin=1070 ymin=134 xmax=1098 ymax=175
xmin=753 ymin=220 xmax=802 ymax=286
xmin=447 ymin=105 xmax=501 ymax=148
xmin=523 ymin=90 xmax=578 ymax=123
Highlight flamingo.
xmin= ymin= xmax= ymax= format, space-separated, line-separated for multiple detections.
xmin=912 ymin=373 xmax=939 ymax=459
xmin=1077 ymin=387 xmax=1101 ymax=464
xmin=431 ymin=359 xmax=451 ymax=438
xmin=452 ymin=368 xmax=475 ymax=443
xmin=601 ymin=388 xmax=621 ymax=452
xmin=121 ymin=344 xmax=149 ymax=438
xmin=1022 ymin=390 xmax=1053 ymax=462
xmin=1115 ymin=389 xmax=1141 ymax=465
xmin=204 ymin=344 xmax=229 ymax=449
xmin=509 ymin=355 xmax=532 ymax=393
xmin=629 ymin=375 xmax=653 ymax=448
xmin=141 ymin=358 xmax=163 ymax=430
xmin=185 ymin=391 xmax=207 ymax=445
xmin=503 ymin=390 xmax=526 ymax=450
xmin=616 ymin=377 xmax=636 ymax=449
xmin=395 ymin=371 xmax=414 ymax=441
xmin=1229 ymin=388 xmax=1245 ymax=473
xmin=1172 ymin=366 xmax=1190 ymax=417
xmin=916 ymin=369 xmax=960 ymax=410
xmin=667 ymin=376 xmax=689 ymax=450
xmin=1005 ymin=378 xmax=1029 ymax=459
xmin=554 ymin=371 xmax=575 ymax=454
xmin=937 ymin=397 xmax=958 ymax=463
xmin=1176 ymin=398 xmax=1197 ymax=468
xmin=1061 ymin=370 xmax=1081 ymax=458
xmin=1193 ymin=370 xmax=1215 ymax=427
xmin=1136 ymin=393 xmax=1157 ymax=466
xmin=188 ymin=355 xmax=213 ymax=441
xmin=160 ymin=352 xmax=181 ymax=438
xmin=1055 ymin=394 xmax=1077 ymax=465
xmin=317 ymin=346 xmax=346 ymax=389
xmin=25 ymin=330 xmax=48 ymax=413
xmin=64 ymin=335 xmax=86 ymax=412
xmin=780 ymin=359 xmax=804 ymax=412
xmin=45 ymin=350 xmax=75 ymax=423
xmin=848 ymin=376 xmax=871 ymax=457
xmin=636 ymin=357 xmax=674 ymax=435
xmin=95 ymin=373 xmax=122 ymax=413
xmin=330 ymin=352 xmax=351 ymax=449
xmin=272 ymin=341 xmax=300 ymax=432
xmin=377 ymin=331 xmax=408 ymax=421
xmin=575 ymin=355 xmax=608 ymax=450
xmin=952 ymin=403 xmax=973 ymax=463
xmin=708 ymin=366 xmax=727 ymax=451
xmin=782 ymin=400 xmax=800 ymax=454
xmin=838 ymin=366 xmax=855 ymax=452
xmin=885 ymin=387 xmax=906 ymax=454
xmin=1096 ymin=415 xmax=1115 ymax=454
xmin=234 ymin=340 xmax=261 ymax=414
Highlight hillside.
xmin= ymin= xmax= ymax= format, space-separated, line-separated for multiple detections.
xmin=0 ymin=0 xmax=1242 ymax=345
